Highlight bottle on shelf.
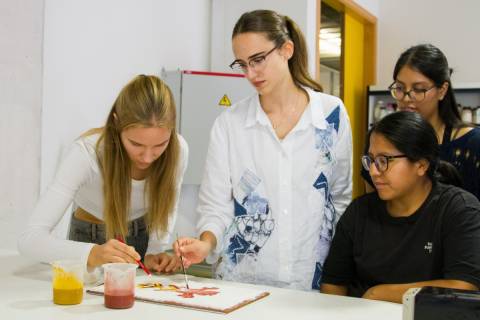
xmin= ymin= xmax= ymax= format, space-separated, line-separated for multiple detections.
xmin=373 ymin=100 xmax=385 ymax=123
xmin=461 ymin=106 xmax=473 ymax=123
xmin=473 ymin=106 xmax=480 ymax=125
xmin=386 ymin=103 xmax=396 ymax=116
xmin=368 ymin=86 xmax=480 ymax=129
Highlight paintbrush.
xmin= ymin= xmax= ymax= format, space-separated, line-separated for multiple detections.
xmin=176 ymin=233 xmax=190 ymax=290
xmin=116 ymin=236 xmax=152 ymax=277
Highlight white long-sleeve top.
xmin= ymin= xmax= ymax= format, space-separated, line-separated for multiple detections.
xmin=197 ymin=88 xmax=352 ymax=290
xmin=18 ymin=133 xmax=188 ymax=268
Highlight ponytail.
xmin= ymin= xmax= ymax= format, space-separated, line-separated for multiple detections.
xmin=435 ymin=160 xmax=463 ymax=188
xmin=284 ymin=16 xmax=323 ymax=92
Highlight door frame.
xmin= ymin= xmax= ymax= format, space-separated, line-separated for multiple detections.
xmin=317 ymin=0 xmax=377 ymax=198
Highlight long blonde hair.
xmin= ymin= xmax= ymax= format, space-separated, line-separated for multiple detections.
xmin=95 ymin=75 xmax=179 ymax=240
xmin=232 ymin=9 xmax=323 ymax=92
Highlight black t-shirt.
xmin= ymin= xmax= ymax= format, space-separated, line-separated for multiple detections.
xmin=322 ymin=182 xmax=480 ymax=297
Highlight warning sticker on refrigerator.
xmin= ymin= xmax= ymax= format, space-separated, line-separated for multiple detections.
xmin=218 ymin=94 xmax=232 ymax=107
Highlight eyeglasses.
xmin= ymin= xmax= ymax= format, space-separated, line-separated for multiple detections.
xmin=388 ymin=82 xmax=436 ymax=102
xmin=229 ymin=46 xmax=278 ymax=73
xmin=361 ymin=154 xmax=408 ymax=173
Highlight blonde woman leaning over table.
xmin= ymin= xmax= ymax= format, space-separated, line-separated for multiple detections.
xmin=18 ymin=75 xmax=188 ymax=276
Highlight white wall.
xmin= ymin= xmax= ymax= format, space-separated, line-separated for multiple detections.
xmin=377 ymin=0 xmax=480 ymax=88
xmin=41 ymin=0 xmax=211 ymax=191
xmin=0 ymin=0 xmax=44 ymax=249
xmin=41 ymin=0 xmax=211 ymax=239
xmin=0 ymin=0 xmax=210 ymax=250
xmin=353 ymin=0 xmax=379 ymax=18
xmin=210 ymin=0 xmax=317 ymax=76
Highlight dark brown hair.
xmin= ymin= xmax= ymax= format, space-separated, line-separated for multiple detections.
xmin=233 ymin=9 xmax=323 ymax=92
xmin=370 ymin=111 xmax=462 ymax=186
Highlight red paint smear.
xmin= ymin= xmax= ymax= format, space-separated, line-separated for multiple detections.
xmin=138 ymin=282 xmax=220 ymax=299
xmin=176 ymin=287 xmax=219 ymax=299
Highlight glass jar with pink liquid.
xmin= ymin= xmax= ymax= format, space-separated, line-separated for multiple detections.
xmin=103 ymin=263 xmax=137 ymax=309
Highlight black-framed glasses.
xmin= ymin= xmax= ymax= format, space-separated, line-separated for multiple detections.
xmin=388 ymin=82 xmax=436 ymax=102
xmin=361 ymin=154 xmax=408 ymax=172
xmin=229 ymin=46 xmax=278 ymax=73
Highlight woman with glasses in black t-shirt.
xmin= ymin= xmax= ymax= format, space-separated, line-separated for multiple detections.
xmin=322 ymin=111 xmax=480 ymax=303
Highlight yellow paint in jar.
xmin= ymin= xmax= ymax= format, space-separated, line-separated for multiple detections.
xmin=52 ymin=265 xmax=84 ymax=305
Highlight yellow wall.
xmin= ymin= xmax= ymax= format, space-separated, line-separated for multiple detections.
xmin=343 ymin=13 xmax=367 ymax=199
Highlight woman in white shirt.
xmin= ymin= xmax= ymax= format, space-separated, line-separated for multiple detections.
xmin=175 ymin=10 xmax=352 ymax=290
xmin=18 ymin=75 xmax=188 ymax=273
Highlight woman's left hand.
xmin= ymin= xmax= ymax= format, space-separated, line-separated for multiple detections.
xmin=144 ymin=253 xmax=181 ymax=273
xmin=362 ymin=285 xmax=382 ymax=300
xmin=362 ymin=284 xmax=401 ymax=303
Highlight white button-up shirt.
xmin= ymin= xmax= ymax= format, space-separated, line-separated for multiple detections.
xmin=197 ymin=88 xmax=352 ymax=290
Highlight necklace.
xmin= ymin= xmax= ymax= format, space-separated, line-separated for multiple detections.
xmin=270 ymin=91 xmax=303 ymax=130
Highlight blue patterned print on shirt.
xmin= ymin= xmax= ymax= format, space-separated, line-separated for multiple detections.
xmin=326 ymin=105 xmax=340 ymax=132
xmin=313 ymin=173 xmax=337 ymax=240
xmin=311 ymin=172 xmax=337 ymax=289
xmin=315 ymin=125 xmax=334 ymax=155
xmin=311 ymin=106 xmax=341 ymax=289
xmin=312 ymin=262 xmax=323 ymax=290
xmin=314 ymin=105 xmax=340 ymax=157
xmin=227 ymin=193 xmax=275 ymax=265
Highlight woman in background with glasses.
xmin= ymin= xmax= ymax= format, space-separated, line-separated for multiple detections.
xmin=363 ymin=44 xmax=480 ymax=199
xmin=321 ymin=111 xmax=480 ymax=303
xmin=175 ymin=9 xmax=352 ymax=290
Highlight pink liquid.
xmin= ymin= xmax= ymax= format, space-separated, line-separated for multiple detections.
xmin=103 ymin=266 xmax=135 ymax=309
xmin=104 ymin=293 xmax=134 ymax=309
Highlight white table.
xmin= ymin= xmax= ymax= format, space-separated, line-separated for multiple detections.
xmin=0 ymin=249 xmax=402 ymax=319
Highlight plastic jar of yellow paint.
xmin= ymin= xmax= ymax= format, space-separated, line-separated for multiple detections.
xmin=52 ymin=261 xmax=84 ymax=305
